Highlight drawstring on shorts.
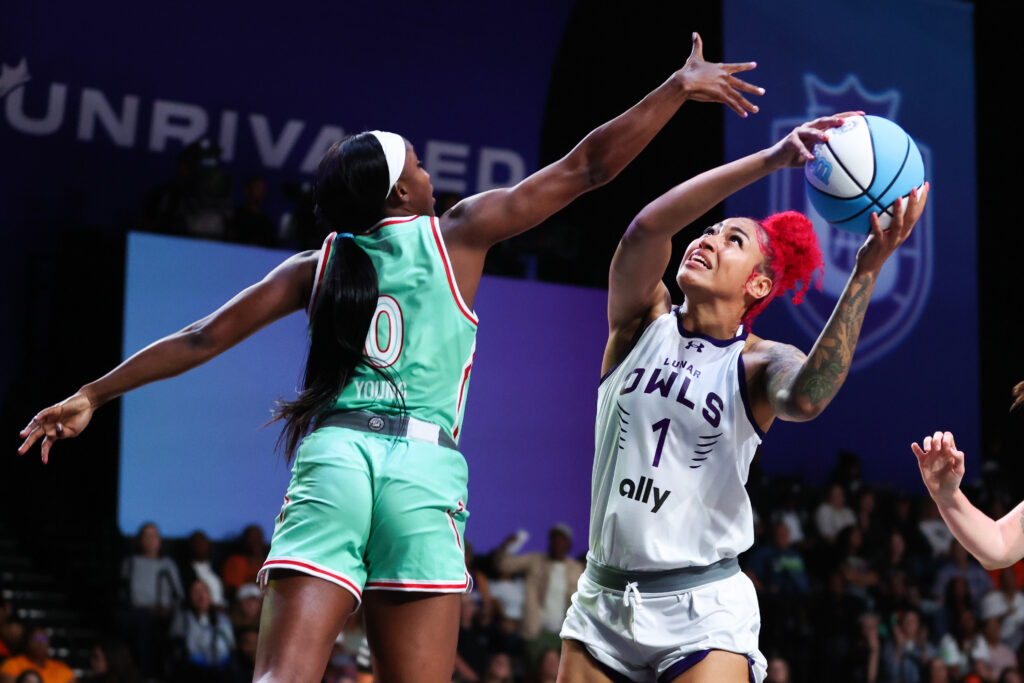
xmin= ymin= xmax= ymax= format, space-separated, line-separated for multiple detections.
xmin=623 ymin=580 xmax=643 ymax=640
xmin=623 ymin=581 xmax=643 ymax=607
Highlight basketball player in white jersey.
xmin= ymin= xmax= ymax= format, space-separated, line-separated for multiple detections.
xmin=911 ymin=383 xmax=1024 ymax=570
xmin=557 ymin=115 xmax=930 ymax=683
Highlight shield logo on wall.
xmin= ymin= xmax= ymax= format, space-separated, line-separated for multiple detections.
xmin=769 ymin=74 xmax=934 ymax=370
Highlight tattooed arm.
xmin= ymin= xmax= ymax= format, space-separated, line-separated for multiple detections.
xmin=760 ymin=183 xmax=930 ymax=422
xmin=911 ymin=431 xmax=1024 ymax=569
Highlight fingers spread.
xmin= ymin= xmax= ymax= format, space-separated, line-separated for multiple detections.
xmin=728 ymin=75 xmax=765 ymax=96
xmin=690 ymin=32 xmax=703 ymax=60
xmin=18 ymin=429 xmax=41 ymax=454
xmin=725 ymin=61 xmax=759 ymax=75
xmin=911 ymin=442 xmax=926 ymax=459
xmin=868 ymin=212 xmax=882 ymax=238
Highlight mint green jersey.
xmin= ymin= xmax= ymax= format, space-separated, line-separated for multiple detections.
xmin=308 ymin=215 xmax=479 ymax=442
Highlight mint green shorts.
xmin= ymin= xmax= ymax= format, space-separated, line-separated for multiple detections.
xmin=257 ymin=426 xmax=471 ymax=604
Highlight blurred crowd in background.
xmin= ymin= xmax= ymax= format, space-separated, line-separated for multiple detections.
xmin=5 ymin=450 xmax=1024 ymax=683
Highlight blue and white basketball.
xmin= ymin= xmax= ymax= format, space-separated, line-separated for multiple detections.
xmin=804 ymin=115 xmax=924 ymax=234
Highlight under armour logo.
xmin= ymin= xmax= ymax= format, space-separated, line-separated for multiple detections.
xmin=685 ymin=341 xmax=705 ymax=353
xmin=368 ymin=416 xmax=385 ymax=432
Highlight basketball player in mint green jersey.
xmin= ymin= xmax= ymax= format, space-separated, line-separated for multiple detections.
xmin=19 ymin=34 xmax=763 ymax=683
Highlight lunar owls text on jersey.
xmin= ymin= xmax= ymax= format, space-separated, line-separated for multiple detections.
xmin=589 ymin=309 xmax=764 ymax=571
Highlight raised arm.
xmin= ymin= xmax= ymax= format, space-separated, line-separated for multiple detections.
xmin=912 ymin=431 xmax=1024 ymax=569
xmin=441 ymin=33 xmax=762 ymax=306
xmin=606 ymin=116 xmax=845 ymax=352
xmin=18 ymin=250 xmax=318 ymax=462
xmin=759 ymin=183 xmax=928 ymax=423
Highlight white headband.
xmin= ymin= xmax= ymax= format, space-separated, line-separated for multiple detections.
xmin=368 ymin=130 xmax=406 ymax=199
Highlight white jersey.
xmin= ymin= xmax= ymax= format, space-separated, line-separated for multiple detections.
xmin=589 ymin=309 xmax=763 ymax=571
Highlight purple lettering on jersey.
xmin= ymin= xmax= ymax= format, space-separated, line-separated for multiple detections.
xmin=644 ymin=369 xmax=677 ymax=397
xmin=702 ymin=392 xmax=723 ymax=428
xmin=621 ymin=368 xmax=644 ymax=394
xmin=675 ymin=375 xmax=696 ymax=409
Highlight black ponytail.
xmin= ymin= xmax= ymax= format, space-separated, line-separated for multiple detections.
xmin=272 ymin=134 xmax=404 ymax=460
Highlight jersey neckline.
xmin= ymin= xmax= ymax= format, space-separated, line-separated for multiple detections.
xmin=673 ymin=306 xmax=748 ymax=347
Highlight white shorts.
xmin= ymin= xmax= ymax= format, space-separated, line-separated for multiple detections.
xmin=560 ymin=570 xmax=766 ymax=683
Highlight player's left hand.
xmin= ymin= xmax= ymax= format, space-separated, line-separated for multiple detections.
xmin=18 ymin=391 xmax=95 ymax=464
xmin=911 ymin=429 xmax=963 ymax=504
xmin=855 ymin=182 xmax=929 ymax=275
xmin=676 ymin=32 xmax=764 ymax=118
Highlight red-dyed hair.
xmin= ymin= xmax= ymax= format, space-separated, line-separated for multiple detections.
xmin=743 ymin=211 xmax=824 ymax=327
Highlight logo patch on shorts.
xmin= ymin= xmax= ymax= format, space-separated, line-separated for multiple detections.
xmin=368 ymin=416 xmax=385 ymax=432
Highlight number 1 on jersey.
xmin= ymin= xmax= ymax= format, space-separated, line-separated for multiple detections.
xmin=651 ymin=418 xmax=670 ymax=467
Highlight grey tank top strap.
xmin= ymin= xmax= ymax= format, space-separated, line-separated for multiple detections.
xmin=585 ymin=556 xmax=739 ymax=594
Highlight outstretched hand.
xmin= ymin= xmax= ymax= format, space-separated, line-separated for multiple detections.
xmin=855 ymin=182 xmax=929 ymax=275
xmin=18 ymin=392 xmax=95 ymax=464
xmin=911 ymin=430 xmax=964 ymax=503
xmin=676 ymin=32 xmax=763 ymax=118
xmin=766 ymin=112 xmax=863 ymax=168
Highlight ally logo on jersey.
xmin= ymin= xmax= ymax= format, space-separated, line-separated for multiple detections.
xmin=769 ymin=74 xmax=934 ymax=370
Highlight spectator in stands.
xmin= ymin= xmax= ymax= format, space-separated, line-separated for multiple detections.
xmin=771 ymin=490 xmax=808 ymax=548
xmin=0 ymin=626 xmax=75 ymax=683
xmin=117 ymin=522 xmax=182 ymax=678
xmin=220 ymin=525 xmax=266 ymax=598
xmin=171 ymin=579 xmax=234 ymax=680
xmin=828 ymin=450 xmax=865 ymax=501
xmin=810 ymin=571 xmax=867 ymax=675
xmin=933 ymin=541 xmax=994 ymax=606
xmin=464 ymin=541 xmax=494 ymax=626
xmin=885 ymin=608 xmax=935 ymax=682
xmin=179 ymin=530 xmax=226 ymax=609
xmin=227 ymin=176 xmax=276 ymax=247
xmin=815 ymin=483 xmax=856 ymax=544
xmin=122 ymin=522 xmax=183 ymax=613
xmin=893 ymin=493 xmax=932 ymax=560
xmin=856 ymin=489 xmax=885 ymax=556
xmin=0 ymin=600 xmax=21 ymax=659
xmin=228 ymin=584 xmax=262 ymax=632
xmin=980 ymin=616 xmax=1018 ymax=680
xmin=926 ymin=657 xmax=950 ymax=683
xmin=746 ymin=522 xmax=810 ymax=596
xmin=852 ymin=613 xmax=882 ymax=683
xmin=84 ymin=637 xmax=140 ymax=683
xmin=494 ymin=524 xmax=583 ymax=663
xmin=835 ymin=526 xmax=880 ymax=603
xmin=938 ymin=606 xmax=980 ymax=679
xmin=15 ymin=672 xmax=44 ymax=683
xmin=479 ymin=652 xmax=513 ymax=683
xmin=765 ymin=655 xmax=791 ymax=683
xmin=527 ymin=648 xmax=559 ymax=683
xmin=455 ymin=593 xmax=498 ymax=681
xmin=1001 ymin=668 xmax=1024 ymax=683
xmin=919 ymin=499 xmax=955 ymax=559
xmin=226 ymin=627 xmax=258 ymax=683
xmin=980 ymin=568 xmax=1024 ymax=651
xmin=877 ymin=530 xmax=925 ymax=587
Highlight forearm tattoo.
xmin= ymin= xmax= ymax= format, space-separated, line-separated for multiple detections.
xmin=1018 ymin=506 xmax=1024 ymax=535
xmin=771 ymin=274 xmax=874 ymax=417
